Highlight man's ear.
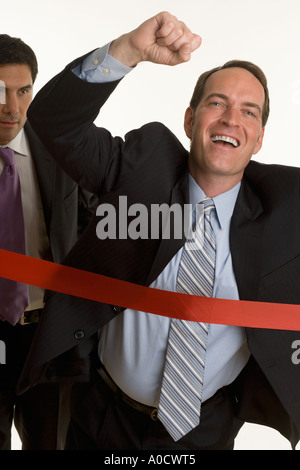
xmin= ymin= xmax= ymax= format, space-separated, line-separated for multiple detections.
xmin=184 ymin=106 xmax=193 ymax=139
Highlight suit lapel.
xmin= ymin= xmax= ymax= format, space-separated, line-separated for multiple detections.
xmin=146 ymin=172 xmax=265 ymax=297
xmin=145 ymin=170 xmax=189 ymax=286
xmin=230 ymin=178 xmax=264 ymax=301
xmin=25 ymin=121 xmax=55 ymax=235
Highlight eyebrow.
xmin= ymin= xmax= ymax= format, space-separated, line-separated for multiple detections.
xmin=205 ymin=93 xmax=262 ymax=115
xmin=19 ymin=84 xmax=33 ymax=91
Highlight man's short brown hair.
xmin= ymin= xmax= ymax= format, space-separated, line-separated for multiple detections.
xmin=190 ymin=60 xmax=270 ymax=127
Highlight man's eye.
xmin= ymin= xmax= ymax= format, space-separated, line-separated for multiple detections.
xmin=18 ymin=88 xmax=30 ymax=95
xmin=210 ymin=101 xmax=227 ymax=109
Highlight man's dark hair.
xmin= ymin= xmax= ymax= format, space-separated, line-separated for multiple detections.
xmin=0 ymin=34 xmax=38 ymax=83
xmin=190 ymin=60 xmax=270 ymax=127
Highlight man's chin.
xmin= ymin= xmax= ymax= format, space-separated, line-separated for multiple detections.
xmin=0 ymin=125 xmax=22 ymax=146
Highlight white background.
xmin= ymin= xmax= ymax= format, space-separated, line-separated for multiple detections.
xmin=4 ymin=0 xmax=300 ymax=450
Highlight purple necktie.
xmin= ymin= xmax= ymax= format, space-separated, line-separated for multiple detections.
xmin=0 ymin=147 xmax=29 ymax=325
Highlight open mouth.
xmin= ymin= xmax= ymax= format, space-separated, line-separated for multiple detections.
xmin=211 ymin=135 xmax=240 ymax=148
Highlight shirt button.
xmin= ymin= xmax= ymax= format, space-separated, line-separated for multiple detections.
xmin=102 ymin=67 xmax=110 ymax=75
xmin=93 ymin=58 xmax=99 ymax=66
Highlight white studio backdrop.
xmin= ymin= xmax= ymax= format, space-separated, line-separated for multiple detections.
xmin=3 ymin=0 xmax=300 ymax=450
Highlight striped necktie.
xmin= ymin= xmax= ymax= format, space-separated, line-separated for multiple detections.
xmin=157 ymin=197 xmax=216 ymax=441
xmin=0 ymin=147 xmax=29 ymax=325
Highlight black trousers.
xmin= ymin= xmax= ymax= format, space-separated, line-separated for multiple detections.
xmin=65 ymin=371 xmax=244 ymax=450
xmin=0 ymin=321 xmax=62 ymax=450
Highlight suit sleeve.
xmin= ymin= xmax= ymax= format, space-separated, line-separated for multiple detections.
xmin=28 ymin=54 xmax=123 ymax=196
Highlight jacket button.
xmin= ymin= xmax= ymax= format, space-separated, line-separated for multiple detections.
xmin=112 ymin=305 xmax=123 ymax=312
xmin=74 ymin=330 xmax=85 ymax=340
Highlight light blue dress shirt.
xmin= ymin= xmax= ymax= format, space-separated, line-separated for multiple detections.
xmin=73 ymin=47 xmax=250 ymax=407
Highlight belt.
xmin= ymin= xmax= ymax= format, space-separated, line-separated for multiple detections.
xmin=98 ymin=366 xmax=158 ymax=421
xmin=18 ymin=309 xmax=42 ymax=325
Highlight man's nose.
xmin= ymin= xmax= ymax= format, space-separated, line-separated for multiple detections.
xmin=2 ymin=93 xmax=19 ymax=115
xmin=219 ymin=107 xmax=240 ymax=127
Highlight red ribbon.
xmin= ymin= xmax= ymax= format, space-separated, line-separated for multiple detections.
xmin=0 ymin=248 xmax=300 ymax=331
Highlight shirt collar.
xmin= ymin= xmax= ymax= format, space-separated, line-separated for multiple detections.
xmin=188 ymin=173 xmax=240 ymax=229
xmin=4 ymin=128 xmax=30 ymax=157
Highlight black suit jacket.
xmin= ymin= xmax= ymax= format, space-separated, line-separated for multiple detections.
xmin=19 ymin=57 xmax=300 ymax=447
xmin=24 ymin=121 xmax=97 ymax=263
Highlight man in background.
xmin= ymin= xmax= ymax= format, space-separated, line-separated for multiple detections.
xmin=0 ymin=34 xmax=97 ymax=450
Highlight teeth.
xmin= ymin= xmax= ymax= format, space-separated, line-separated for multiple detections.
xmin=211 ymin=135 xmax=239 ymax=147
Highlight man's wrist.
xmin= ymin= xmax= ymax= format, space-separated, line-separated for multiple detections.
xmin=108 ymin=34 xmax=142 ymax=68
xmin=73 ymin=43 xmax=132 ymax=83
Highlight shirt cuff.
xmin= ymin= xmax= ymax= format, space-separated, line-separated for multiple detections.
xmin=72 ymin=42 xmax=133 ymax=83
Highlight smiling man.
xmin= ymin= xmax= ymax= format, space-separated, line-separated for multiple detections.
xmin=21 ymin=12 xmax=300 ymax=450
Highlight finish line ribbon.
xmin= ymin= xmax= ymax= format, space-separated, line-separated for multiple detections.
xmin=0 ymin=249 xmax=300 ymax=331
